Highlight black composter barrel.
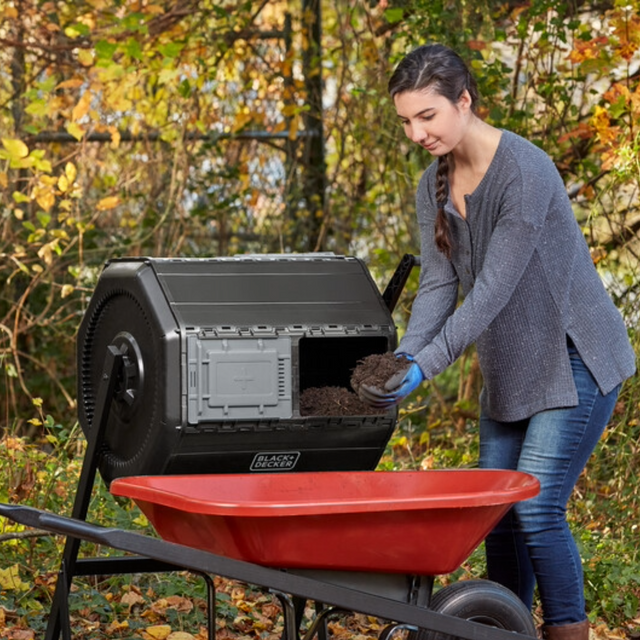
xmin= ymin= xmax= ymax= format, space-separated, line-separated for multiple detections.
xmin=77 ymin=254 xmax=399 ymax=484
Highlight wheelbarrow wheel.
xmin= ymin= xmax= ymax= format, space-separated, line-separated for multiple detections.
xmin=415 ymin=579 xmax=536 ymax=640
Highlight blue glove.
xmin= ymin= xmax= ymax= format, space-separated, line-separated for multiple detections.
xmin=358 ymin=359 xmax=425 ymax=409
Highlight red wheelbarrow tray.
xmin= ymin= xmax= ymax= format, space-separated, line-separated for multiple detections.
xmin=110 ymin=469 xmax=539 ymax=577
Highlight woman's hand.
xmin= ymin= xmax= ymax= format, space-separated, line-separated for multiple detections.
xmin=358 ymin=358 xmax=425 ymax=409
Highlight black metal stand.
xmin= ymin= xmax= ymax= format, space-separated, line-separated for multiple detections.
xmin=43 ymin=345 xmax=216 ymax=640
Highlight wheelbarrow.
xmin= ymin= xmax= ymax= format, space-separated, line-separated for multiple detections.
xmin=0 ymin=467 xmax=540 ymax=640
xmin=0 ymin=253 xmax=540 ymax=639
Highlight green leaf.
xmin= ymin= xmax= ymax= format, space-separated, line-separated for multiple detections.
xmin=95 ymin=39 xmax=118 ymax=60
xmin=384 ymin=8 xmax=403 ymax=24
xmin=125 ymin=37 xmax=143 ymax=60
xmin=12 ymin=191 xmax=30 ymax=204
xmin=159 ymin=42 xmax=184 ymax=59
xmin=178 ymin=78 xmax=192 ymax=98
xmin=36 ymin=212 xmax=51 ymax=227
xmin=121 ymin=12 xmax=147 ymax=33
xmin=37 ymin=75 xmax=58 ymax=93
xmin=66 ymin=22 xmax=90 ymax=37
xmin=25 ymin=99 xmax=48 ymax=116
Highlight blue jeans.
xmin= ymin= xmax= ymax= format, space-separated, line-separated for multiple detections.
xmin=479 ymin=341 xmax=620 ymax=626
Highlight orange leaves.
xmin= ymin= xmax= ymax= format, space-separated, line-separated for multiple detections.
xmin=566 ymin=6 xmax=640 ymax=177
xmin=591 ymin=106 xmax=617 ymax=146
xmin=71 ymin=92 xmax=92 ymax=122
xmin=569 ymin=6 xmax=640 ymax=68
xmin=587 ymin=78 xmax=640 ymax=172
xmin=568 ymin=36 xmax=609 ymax=65
xmin=609 ymin=7 xmax=640 ymax=61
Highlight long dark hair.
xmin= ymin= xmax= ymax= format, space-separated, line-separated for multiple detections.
xmin=388 ymin=44 xmax=480 ymax=259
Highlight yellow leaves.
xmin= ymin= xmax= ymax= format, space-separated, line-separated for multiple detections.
xmin=33 ymin=185 xmax=55 ymax=213
xmin=37 ymin=239 xmax=61 ymax=266
xmin=0 ymin=565 xmax=30 ymax=592
xmin=57 ymin=175 xmax=70 ymax=193
xmin=288 ymin=118 xmax=298 ymax=141
xmin=0 ymin=139 xmax=51 ymax=173
xmin=3 ymin=5 xmax=18 ymax=19
xmin=65 ymin=122 xmax=85 ymax=141
xmin=105 ymin=620 xmax=130 ymax=635
xmin=96 ymin=196 xmax=121 ymax=211
xmin=58 ymin=162 xmax=78 ymax=193
xmin=65 ymin=162 xmax=77 ymax=185
xmin=591 ymin=106 xmax=618 ymax=146
xmin=142 ymin=625 xmax=172 ymax=640
xmin=142 ymin=4 xmax=166 ymax=14
xmin=86 ymin=0 xmax=110 ymax=9
xmin=108 ymin=125 xmax=121 ymax=149
xmin=2 ymin=138 xmax=29 ymax=161
xmin=32 ymin=175 xmax=58 ymax=212
xmin=158 ymin=68 xmax=181 ymax=85
xmin=3 ymin=436 xmax=26 ymax=452
xmin=141 ymin=629 xmax=197 ymax=640
xmin=133 ymin=512 xmax=149 ymax=527
xmin=71 ymin=92 xmax=92 ymax=122
xmin=77 ymin=49 xmax=94 ymax=66
xmin=139 ymin=596 xmax=198 ymax=639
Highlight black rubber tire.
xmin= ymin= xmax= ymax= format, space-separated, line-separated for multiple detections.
xmin=416 ymin=579 xmax=536 ymax=640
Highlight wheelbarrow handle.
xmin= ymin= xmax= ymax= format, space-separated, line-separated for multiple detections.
xmin=382 ymin=254 xmax=420 ymax=313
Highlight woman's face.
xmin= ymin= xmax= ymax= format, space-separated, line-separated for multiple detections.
xmin=394 ymin=88 xmax=472 ymax=156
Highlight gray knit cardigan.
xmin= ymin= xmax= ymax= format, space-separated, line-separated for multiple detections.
xmin=397 ymin=130 xmax=636 ymax=422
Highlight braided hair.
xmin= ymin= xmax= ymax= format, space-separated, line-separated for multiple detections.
xmin=388 ymin=45 xmax=480 ymax=259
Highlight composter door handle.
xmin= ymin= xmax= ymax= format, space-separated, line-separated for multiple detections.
xmin=381 ymin=254 xmax=420 ymax=313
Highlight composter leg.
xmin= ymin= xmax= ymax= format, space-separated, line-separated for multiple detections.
xmin=45 ymin=347 xmax=123 ymax=640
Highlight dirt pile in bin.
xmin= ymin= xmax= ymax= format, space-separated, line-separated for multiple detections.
xmin=299 ymin=352 xmax=410 ymax=416
xmin=299 ymin=386 xmax=380 ymax=416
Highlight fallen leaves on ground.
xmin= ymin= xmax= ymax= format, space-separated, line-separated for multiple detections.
xmin=0 ymin=573 xmax=637 ymax=640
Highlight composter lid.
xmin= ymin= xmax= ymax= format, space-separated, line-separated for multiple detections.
xmin=109 ymin=254 xmax=394 ymax=331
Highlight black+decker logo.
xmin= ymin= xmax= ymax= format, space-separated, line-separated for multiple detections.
xmin=250 ymin=452 xmax=300 ymax=471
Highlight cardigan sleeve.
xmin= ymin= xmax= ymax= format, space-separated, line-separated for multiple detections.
xmin=396 ymin=168 xmax=459 ymax=356
xmin=410 ymin=147 xmax=558 ymax=381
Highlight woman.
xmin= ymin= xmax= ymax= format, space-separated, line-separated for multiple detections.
xmin=358 ymin=44 xmax=636 ymax=639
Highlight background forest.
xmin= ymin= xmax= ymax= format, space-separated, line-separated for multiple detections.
xmin=0 ymin=0 xmax=639 ymax=638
